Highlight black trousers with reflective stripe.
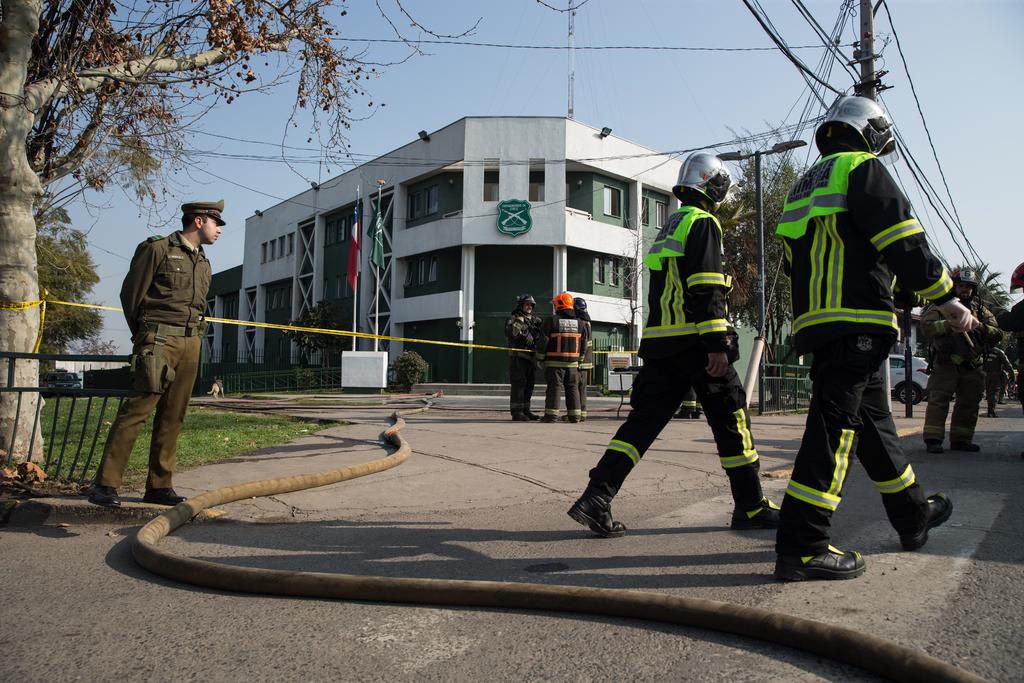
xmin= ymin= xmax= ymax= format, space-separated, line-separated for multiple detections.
xmin=508 ymin=356 xmax=536 ymax=417
xmin=776 ymin=334 xmax=928 ymax=556
xmin=586 ymin=351 xmax=764 ymax=508
xmin=545 ymin=366 xmax=580 ymax=416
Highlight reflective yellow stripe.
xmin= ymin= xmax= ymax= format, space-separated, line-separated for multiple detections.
xmin=782 ymin=240 xmax=792 ymax=264
xmin=642 ymin=324 xmax=698 ymax=338
xmin=608 ymin=439 xmax=641 ymax=465
xmin=874 ymin=465 xmax=916 ymax=494
xmin=916 ymin=270 xmax=954 ymax=301
xmin=786 ymin=480 xmax=842 ymax=511
xmin=809 ymin=217 xmax=827 ymax=312
xmin=686 ymin=272 xmax=727 ymax=288
xmin=668 ymin=258 xmax=686 ymax=326
xmin=871 ymin=219 xmax=925 ymax=251
xmin=721 ymin=409 xmax=758 ymax=469
xmin=827 ymin=428 xmax=855 ymax=495
xmin=697 ymin=318 xmax=728 ymax=335
xmin=825 ymin=215 xmax=845 ymax=310
xmin=792 ymin=307 xmax=898 ymax=334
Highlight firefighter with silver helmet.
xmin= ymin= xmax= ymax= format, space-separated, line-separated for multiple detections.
xmin=921 ymin=267 xmax=1003 ymax=448
xmin=505 ymin=293 xmax=542 ymax=421
xmin=568 ymin=151 xmax=780 ymax=538
xmin=773 ymin=95 xmax=966 ymax=581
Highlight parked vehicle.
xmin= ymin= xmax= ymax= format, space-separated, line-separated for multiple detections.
xmin=40 ymin=370 xmax=83 ymax=395
xmin=889 ymin=355 xmax=929 ymax=405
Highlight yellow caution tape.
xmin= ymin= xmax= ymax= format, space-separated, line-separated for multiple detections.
xmin=5 ymin=298 xmax=639 ymax=355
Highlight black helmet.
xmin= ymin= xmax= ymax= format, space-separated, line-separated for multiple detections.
xmin=573 ymin=297 xmax=588 ymax=311
xmin=517 ymin=294 xmax=536 ymax=306
xmin=952 ymin=268 xmax=978 ymax=287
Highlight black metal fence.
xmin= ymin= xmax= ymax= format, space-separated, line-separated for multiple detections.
xmin=1 ymin=352 xmax=131 ymax=482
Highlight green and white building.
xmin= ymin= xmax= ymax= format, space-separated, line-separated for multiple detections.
xmin=206 ymin=116 xmax=683 ymax=383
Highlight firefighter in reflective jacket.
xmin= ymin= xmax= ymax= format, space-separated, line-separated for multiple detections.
xmin=574 ymin=297 xmax=594 ymax=422
xmin=772 ymin=95 xmax=970 ymax=581
xmin=921 ymin=267 xmax=1003 ymax=446
xmin=567 ymin=151 xmax=780 ymax=538
xmin=537 ymin=292 xmax=588 ymax=423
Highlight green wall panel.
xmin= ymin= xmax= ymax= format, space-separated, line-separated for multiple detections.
xmin=402 ymin=318 xmax=462 ymax=383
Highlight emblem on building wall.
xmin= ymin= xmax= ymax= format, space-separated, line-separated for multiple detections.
xmin=496 ymin=199 xmax=533 ymax=237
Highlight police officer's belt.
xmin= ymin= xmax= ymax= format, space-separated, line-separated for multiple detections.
xmin=144 ymin=322 xmax=205 ymax=337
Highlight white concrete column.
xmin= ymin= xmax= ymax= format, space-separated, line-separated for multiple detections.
xmin=553 ymin=245 xmax=567 ymax=294
xmin=254 ymin=285 xmax=266 ymax=357
xmin=461 ymin=245 xmax=476 ymax=343
xmin=313 ymin=213 xmax=326 ymax=302
xmin=212 ymin=297 xmax=223 ymax=360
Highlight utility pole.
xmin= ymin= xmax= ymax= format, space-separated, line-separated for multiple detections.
xmin=855 ymin=0 xmax=876 ymax=100
xmin=567 ymin=1 xmax=575 ymax=119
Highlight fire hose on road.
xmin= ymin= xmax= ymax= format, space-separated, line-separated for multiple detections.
xmin=133 ymin=404 xmax=982 ymax=683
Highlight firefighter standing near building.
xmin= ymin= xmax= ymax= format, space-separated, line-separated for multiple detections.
xmin=89 ymin=200 xmax=224 ymax=507
xmin=567 ymin=152 xmax=780 ymax=537
xmin=921 ymin=268 xmax=1003 ymax=452
xmin=537 ymin=292 xmax=587 ymax=423
xmin=574 ymin=297 xmax=594 ymax=422
xmin=983 ymin=346 xmax=1014 ymax=417
xmin=505 ymin=294 xmax=542 ymax=421
xmin=772 ymin=96 xmax=969 ymax=581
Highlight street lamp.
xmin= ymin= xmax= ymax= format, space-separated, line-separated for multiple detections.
xmin=718 ymin=139 xmax=808 ymax=413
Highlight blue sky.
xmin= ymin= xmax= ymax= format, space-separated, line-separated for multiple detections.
xmin=66 ymin=0 xmax=1024 ymax=350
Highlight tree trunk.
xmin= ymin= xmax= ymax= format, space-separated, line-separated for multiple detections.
xmin=1 ymin=0 xmax=46 ymax=463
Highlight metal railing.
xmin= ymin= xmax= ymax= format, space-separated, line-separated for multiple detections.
xmin=759 ymin=363 xmax=812 ymax=414
xmin=1 ymin=351 xmax=132 ymax=482
xmin=216 ymin=366 xmax=345 ymax=394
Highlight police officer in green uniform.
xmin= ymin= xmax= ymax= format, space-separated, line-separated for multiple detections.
xmin=505 ymin=294 xmax=542 ymax=421
xmin=983 ymin=346 xmax=1014 ymax=416
xmin=773 ymin=96 xmax=966 ymax=581
xmin=573 ymin=297 xmax=594 ymax=422
xmin=88 ymin=200 xmax=223 ymax=507
xmin=921 ymin=268 xmax=1003 ymax=452
xmin=568 ymin=152 xmax=779 ymax=538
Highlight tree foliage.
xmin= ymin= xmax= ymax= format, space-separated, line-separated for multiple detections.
xmin=35 ymin=207 xmax=102 ymax=352
xmin=286 ymin=301 xmax=347 ymax=364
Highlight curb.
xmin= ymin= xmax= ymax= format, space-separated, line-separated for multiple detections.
xmin=3 ymin=497 xmax=226 ymax=527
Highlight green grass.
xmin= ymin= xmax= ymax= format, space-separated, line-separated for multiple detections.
xmin=35 ymin=398 xmax=343 ymax=483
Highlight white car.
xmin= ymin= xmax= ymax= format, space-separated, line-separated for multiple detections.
xmin=889 ymin=354 xmax=930 ymax=405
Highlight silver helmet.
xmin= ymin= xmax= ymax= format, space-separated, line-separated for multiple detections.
xmin=674 ymin=152 xmax=733 ymax=204
xmin=816 ymin=95 xmax=895 ymax=156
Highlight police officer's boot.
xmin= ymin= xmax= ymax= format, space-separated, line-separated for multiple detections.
xmin=567 ymin=486 xmax=627 ymax=538
xmin=774 ymin=546 xmax=866 ymax=582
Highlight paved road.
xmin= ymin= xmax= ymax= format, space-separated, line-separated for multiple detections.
xmin=2 ymin=398 xmax=1021 ymax=682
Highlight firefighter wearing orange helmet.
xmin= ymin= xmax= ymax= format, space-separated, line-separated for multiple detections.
xmin=536 ymin=292 xmax=589 ymax=423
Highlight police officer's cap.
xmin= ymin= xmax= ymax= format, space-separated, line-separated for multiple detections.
xmin=181 ymin=199 xmax=226 ymax=226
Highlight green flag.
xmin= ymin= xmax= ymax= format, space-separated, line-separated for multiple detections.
xmin=369 ymin=205 xmax=385 ymax=269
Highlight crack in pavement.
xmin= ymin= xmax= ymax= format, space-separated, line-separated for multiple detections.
xmin=413 ymin=449 xmax=573 ymax=497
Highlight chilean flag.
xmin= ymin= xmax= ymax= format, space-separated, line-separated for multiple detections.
xmin=347 ymin=197 xmax=360 ymax=292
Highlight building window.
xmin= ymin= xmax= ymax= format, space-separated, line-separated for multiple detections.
xmin=288 ymin=233 xmax=294 ymax=255
xmin=269 ymin=240 xmax=276 ymax=260
xmin=335 ymin=276 xmax=342 ymax=298
xmin=426 ymin=185 xmax=439 ymax=215
xmin=656 ymin=200 xmax=668 ymax=226
xmin=278 ymin=236 xmax=286 ymax=257
xmin=428 ymin=255 xmax=438 ymax=283
xmin=408 ymin=189 xmax=423 ymax=220
xmin=483 ymin=169 xmax=499 ymax=202
xmin=261 ymin=242 xmax=267 ymax=263
xmin=404 ymin=262 xmax=414 ymax=286
xmin=641 ymin=199 xmax=650 ymax=226
xmin=594 ymin=256 xmax=606 ymax=284
xmin=529 ymin=169 xmax=545 ymax=202
xmin=417 ymin=257 xmax=427 ymax=285
xmin=610 ymin=257 xmax=621 ymax=286
xmin=603 ymin=186 xmax=621 ymax=217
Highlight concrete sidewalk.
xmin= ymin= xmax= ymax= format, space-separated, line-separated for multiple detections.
xmin=5 ymin=394 xmax=927 ymax=525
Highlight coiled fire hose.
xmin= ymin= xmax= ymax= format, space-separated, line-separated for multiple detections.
xmin=133 ymin=405 xmax=982 ymax=683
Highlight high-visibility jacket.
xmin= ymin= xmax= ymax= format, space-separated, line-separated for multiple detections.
xmin=537 ymin=309 xmax=589 ymax=368
xmin=777 ymin=151 xmax=954 ymax=354
xmin=640 ymin=202 xmax=734 ymax=360
xmin=576 ymin=310 xmax=594 ymax=369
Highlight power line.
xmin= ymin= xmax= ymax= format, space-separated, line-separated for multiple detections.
xmin=790 ymin=0 xmax=860 ymax=82
xmin=740 ymin=0 xmax=843 ymax=97
xmin=333 ymin=36 xmax=841 ymax=52
xmin=880 ymin=1 xmax=968 ymax=241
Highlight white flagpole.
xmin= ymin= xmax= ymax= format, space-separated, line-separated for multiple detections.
xmin=352 ymin=185 xmax=359 ymax=351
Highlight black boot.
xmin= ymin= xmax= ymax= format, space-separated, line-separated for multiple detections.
xmin=88 ymin=485 xmax=121 ymax=508
xmin=525 ymin=412 xmax=541 ymax=421
xmin=511 ymin=413 xmax=530 ymax=422
xmin=142 ymin=488 xmax=186 ymax=506
xmin=925 ymin=440 xmax=944 ymax=454
xmin=775 ymin=546 xmax=866 ymax=581
xmin=987 ymin=408 xmax=998 ymax=418
xmin=567 ymin=486 xmax=627 ymax=538
xmin=731 ymin=497 xmax=781 ymax=530
xmin=899 ymin=493 xmax=952 ymax=551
